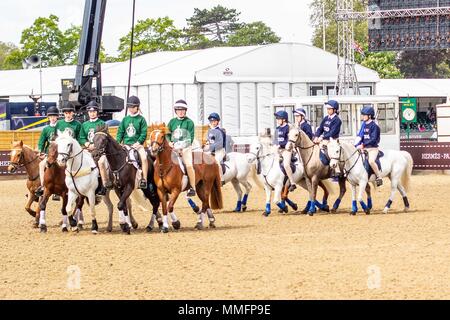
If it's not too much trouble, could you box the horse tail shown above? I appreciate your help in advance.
[320,178,335,196]
[400,151,413,193]
[130,189,148,212]
[249,162,264,190]
[210,164,223,210]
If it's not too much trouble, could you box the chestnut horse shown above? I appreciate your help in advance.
[37,142,69,233]
[148,124,223,232]
[8,141,41,222]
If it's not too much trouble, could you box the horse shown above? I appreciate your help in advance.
[247,141,333,216]
[55,131,101,233]
[287,127,353,216]
[148,123,223,232]
[8,141,41,223]
[31,142,70,232]
[92,126,162,234]
[221,152,263,212]
[327,139,413,214]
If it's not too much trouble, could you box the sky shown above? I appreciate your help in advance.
[0,0,314,56]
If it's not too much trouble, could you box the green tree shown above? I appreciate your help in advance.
[117,17,183,60]
[185,5,242,47]
[397,50,450,78]
[0,42,18,68]
[1,49,24,70]
[228,21,280,46]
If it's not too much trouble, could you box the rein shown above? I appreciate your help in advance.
[10,148,40,181]
[331,146,362,177]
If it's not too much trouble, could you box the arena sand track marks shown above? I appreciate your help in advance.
[0,175,449,299]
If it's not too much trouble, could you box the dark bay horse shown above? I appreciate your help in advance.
[37,142,69,233]
[148,123,223,232]
[92,126,161,234]
[8,141,41,222]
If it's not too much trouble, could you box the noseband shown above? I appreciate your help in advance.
[10,148,39,169]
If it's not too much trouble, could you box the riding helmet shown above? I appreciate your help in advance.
[325,100,339,111]
[293,107,307,118]
[274,110,289,121]
[174,99,188,110]
[86,100,99,112]
[361,105,375,117]
[61,104,75,112]
[46,106,59,116]
[208,112,221,121]
[126,95,140,107]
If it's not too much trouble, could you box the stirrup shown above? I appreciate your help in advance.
[96,186,107,196]
[104,181,113,189]
[187,188,196,197]
[52,194,61,201]
[139,179,147,189]
[375,178,383,187]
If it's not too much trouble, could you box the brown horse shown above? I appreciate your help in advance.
[8,141,41,222]
[148,123,223,232]
[37,142,69,233]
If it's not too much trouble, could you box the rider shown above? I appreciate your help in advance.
[313,100,342,175]
[166,99,196,197]
[35,106,59,197]
[204,112,226,185]
[274,110,297,192]
[116,96,148,189]
[79,100,107,195]
[293,107,314,141]
[355,105,383,187]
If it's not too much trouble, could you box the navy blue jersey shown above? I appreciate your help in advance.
[275,124,290,148]
[315,115,342,140]
[359,121,380,148]
[207,126,226,152]
[299,121,314,141]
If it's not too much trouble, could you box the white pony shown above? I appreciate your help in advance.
[327,139,413,214]
[247,140,333,216]
[55,131,101,233]
[221,152,263,212]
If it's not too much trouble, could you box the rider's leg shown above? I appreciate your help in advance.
[214,148,225,184]
[136,145,148,188]
[367,147,383,186]
[35,157,47,196]
[282,149,296,192]
[182,147,196,196]
[98,155,111,188]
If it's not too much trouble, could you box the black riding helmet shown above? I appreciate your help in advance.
[86,100,99,112]
[46,106,59,116]
[127,95,140,107]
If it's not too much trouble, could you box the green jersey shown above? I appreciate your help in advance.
[55,119,82,143]
[166,117,195,145]
[79,118,105,145]
[37,124,57,154]
[116,114,147,145]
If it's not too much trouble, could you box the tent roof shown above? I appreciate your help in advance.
[377,79,450,97]
[0,43,380,97]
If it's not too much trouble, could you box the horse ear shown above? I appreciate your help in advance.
[19,140,23,147]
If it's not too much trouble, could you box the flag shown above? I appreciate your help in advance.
[353,42,366,58]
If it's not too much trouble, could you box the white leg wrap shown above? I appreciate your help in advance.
[206,208,215,222]
[39,210,46,226]
[62,215,68,228]
[197,212,205,224]
[125,214,132,227]
[119,210,126,224]
[163,215,169,228]
[150,214,156,227]
[169,212,178,222]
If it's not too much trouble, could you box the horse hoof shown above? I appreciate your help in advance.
[330,208,337,214]
[291,204,298,211]
[77,224,84,230]
[69,216,77,228]
[308,211,314,216]
[278,209,284,214]
[321,205,330,212]
[365,209,371,215]
[106,227,113,232]
[283,206,289,214]
[242,206,247,212]
[62,227,68,232]
[28,211,37,218]
[404,207,410,212]
[209,222,216,228]
[161,227,169,233]
[301,209,308,215]
[91,220,98,233]
[193,206,200,214]
[120,223,131,234]
[132,223,138,230]
[146,226,153,233]
[350,211,357,216]
[172,220,181,230]
[383,208,389,214]
[262,211,270,217]
[194,223,203,230]
[40,225,47,233]
[71,226,79,232]
[91,230,98,234]
[33,222,39,229]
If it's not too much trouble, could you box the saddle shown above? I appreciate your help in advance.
[363,150,384,177]
[124,146,142,170]
[319,149,330,166]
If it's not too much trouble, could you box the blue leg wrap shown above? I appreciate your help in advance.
[367,197,373,210]
[276,201,286,210]
[352,200,358,213]
[333,198,341,210]
[265,203,271,214]
[235,200,242,212]
[242,194,248,205]
[359,200,368,211]
[314,200,323,210]
[385,199,393,208]
[187,198,197,210]
[309,201,316,213]
[322,199,328,206]
[303,201,311,211]
[286,198,296,208]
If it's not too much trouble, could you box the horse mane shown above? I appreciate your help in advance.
[12,141,38,154]
[149,122,168,135]
[95,123,109,134]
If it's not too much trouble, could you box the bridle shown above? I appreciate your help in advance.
[289,133,317,169]
[93,131,127,158]
[9,148,39,170]
[329,143,362,176]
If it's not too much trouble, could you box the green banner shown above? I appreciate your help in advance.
[400,97,417,123]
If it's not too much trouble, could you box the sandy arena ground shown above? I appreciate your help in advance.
[0,174,449,300]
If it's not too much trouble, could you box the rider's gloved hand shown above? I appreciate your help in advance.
[132,142,141,149]
[356,144,364,150]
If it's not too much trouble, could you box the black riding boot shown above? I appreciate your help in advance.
[96,177,107,196]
